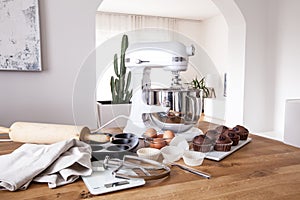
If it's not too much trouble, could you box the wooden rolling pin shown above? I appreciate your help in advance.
[0,122,110,144]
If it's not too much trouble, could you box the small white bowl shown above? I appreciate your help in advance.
[137,148,161,161]
[182,150,205,166]
[160,146,184,163]
[169,135,189,150]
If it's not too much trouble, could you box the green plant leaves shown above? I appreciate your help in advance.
[191,77,210,98]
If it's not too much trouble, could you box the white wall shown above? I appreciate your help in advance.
[236,0,300,141]
[234,0,274,132]
[184,15,228,79]
[0,0,102,128]
[270,0,300,137]
[212,0,246,127]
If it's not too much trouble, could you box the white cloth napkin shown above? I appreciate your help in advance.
[0,139,92,191]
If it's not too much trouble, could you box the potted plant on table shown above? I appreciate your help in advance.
[191,77,210,98]
[97,35,133,128]
[191,77,212,113]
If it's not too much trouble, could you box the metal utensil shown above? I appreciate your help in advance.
[168,162,211,179]
[92,155,171,180]
[112,155,171,180]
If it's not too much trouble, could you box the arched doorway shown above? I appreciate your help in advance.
[93,0,246,126]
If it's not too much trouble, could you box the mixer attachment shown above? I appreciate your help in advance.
[171,71,182,88]
[104,155,171,180]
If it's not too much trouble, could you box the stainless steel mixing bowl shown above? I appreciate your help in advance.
[142,88,202,133]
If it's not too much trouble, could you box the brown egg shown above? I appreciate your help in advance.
[163,130,175,144]
[149,138,167,149]
[144,128,157,138]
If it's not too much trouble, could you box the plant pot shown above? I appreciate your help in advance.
[97,101,131,128]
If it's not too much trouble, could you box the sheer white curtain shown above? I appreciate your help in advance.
[96,12,178,47]
[96,12,180,101]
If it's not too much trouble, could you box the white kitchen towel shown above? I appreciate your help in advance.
[0,139,92,191]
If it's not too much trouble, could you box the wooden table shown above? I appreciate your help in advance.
[1,121,300,199]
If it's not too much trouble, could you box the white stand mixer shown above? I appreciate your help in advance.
[123,41,203,141]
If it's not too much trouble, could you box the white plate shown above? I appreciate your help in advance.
[205,138,252,161]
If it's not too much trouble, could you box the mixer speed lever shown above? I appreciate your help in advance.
[135,59,150,64]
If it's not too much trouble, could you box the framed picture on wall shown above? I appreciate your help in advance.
[0,0,42,71]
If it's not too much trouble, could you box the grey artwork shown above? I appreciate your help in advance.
[0,0,42,71]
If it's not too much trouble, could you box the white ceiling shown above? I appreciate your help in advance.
[98,0,221,21]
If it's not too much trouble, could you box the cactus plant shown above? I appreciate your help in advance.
[110,34,133,104]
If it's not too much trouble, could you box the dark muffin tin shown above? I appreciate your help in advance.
[86,133,139,153]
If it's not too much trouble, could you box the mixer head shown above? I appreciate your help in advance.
[125,41,194,72]
[125,41,194,89]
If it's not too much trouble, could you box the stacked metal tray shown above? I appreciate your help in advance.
[85,133,139,160]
